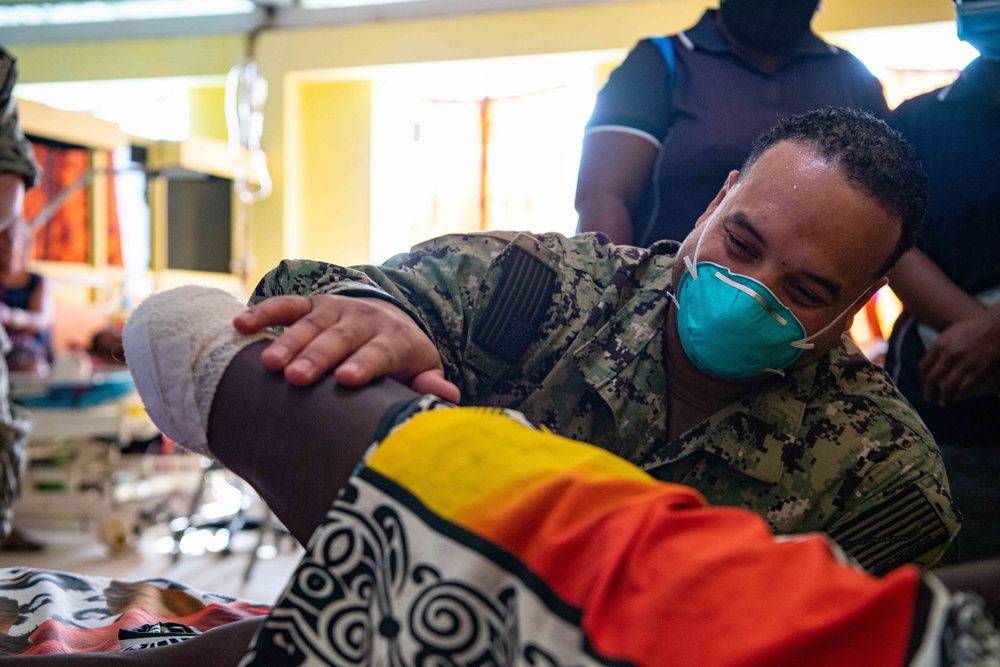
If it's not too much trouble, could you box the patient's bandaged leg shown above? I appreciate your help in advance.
[122,286,274,457]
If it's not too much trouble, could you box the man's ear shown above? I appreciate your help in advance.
[694,170,740,228]
[841,277,889,332]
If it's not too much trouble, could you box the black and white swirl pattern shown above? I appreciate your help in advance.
[242,477,596,666]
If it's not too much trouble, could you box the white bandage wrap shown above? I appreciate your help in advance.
[122,285,275,457]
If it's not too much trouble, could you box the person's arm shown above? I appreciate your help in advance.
[888,248,1000,405]
[920,303,1000,406]
[823,407,960,573]
[888,248,984,331]
[0,272,53,334]
[575,131,657,244]
[0,49,40,191]
[235,231,540,396]
[0,172,22,231]
[575,40,673,245]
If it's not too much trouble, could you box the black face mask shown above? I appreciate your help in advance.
[719,0,820,55]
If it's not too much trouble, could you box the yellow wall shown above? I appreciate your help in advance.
[11,0,956,285]
[188,85,228,142]
[295,80,373,266]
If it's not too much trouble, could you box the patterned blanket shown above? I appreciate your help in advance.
[2,400,996,665]
[242,400,943,666]
[0,567,269,655]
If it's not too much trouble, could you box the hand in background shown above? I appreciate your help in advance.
[921,306,1000,406]
[233,294,461,402]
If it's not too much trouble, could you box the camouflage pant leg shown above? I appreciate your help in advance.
[0,404,31,539]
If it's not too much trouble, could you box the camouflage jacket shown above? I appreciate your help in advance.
[0,47,39,189]
[252,231,960,573]
[0,45,35,538]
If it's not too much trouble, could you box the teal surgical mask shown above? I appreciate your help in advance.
[674,214,868,378]
[957,0,1000,62]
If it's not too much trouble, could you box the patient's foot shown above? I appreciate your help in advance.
[122,286,275,457]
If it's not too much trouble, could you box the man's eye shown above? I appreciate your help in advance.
[791,284,823,306]
[725,231,757,259]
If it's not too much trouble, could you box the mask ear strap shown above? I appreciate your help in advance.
[685,212,718,280]
[790,283,878,350]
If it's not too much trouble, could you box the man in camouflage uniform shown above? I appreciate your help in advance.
[0,45,38,542]
[238,108,960,573]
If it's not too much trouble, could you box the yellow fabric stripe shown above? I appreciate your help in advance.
[365,407,686,525]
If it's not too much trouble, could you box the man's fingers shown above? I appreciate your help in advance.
[410,370,462,403]
[918,343,942,380]
[334,340,457,402]
[238,294,445,389]
[921,358,946,403]
[260,297,376,377]
[234,295,312,333]
[333,338,411,387]
[281,316,389,384]
[935,364,966,406]
[953,374,980,404]
[939,362,985,406]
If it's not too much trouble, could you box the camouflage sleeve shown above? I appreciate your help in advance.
[825,419,960,573]
[0,48,40,188]
[250,232,531,396]
[0,325,31,539]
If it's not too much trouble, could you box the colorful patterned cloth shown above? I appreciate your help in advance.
[242,398,963,666]
[0,567,269,655]
[0,403,996,664]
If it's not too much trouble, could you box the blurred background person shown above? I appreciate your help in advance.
[0,44,42,551]
[0,217,53,374]
[87,326,125,368]
[886,0,1000,561]
[576,0,888,246]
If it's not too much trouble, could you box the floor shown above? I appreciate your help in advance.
[0,517,304,606]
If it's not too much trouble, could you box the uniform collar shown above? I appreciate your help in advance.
[680,9,836,60]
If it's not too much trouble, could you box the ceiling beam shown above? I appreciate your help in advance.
[0,0,615,46]
[0,10,265,44]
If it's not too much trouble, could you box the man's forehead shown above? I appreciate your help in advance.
[725,147,900,284]
[739,139,830,182]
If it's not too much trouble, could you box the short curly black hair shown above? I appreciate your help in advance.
[742,107,928,277]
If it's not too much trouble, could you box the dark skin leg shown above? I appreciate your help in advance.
[206,340,419,546]
[1,341,419,665]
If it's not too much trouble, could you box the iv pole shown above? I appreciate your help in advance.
[225,6,276,288]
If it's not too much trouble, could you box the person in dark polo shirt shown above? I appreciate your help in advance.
[576,0,888,246]
[885,0,1000,561]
